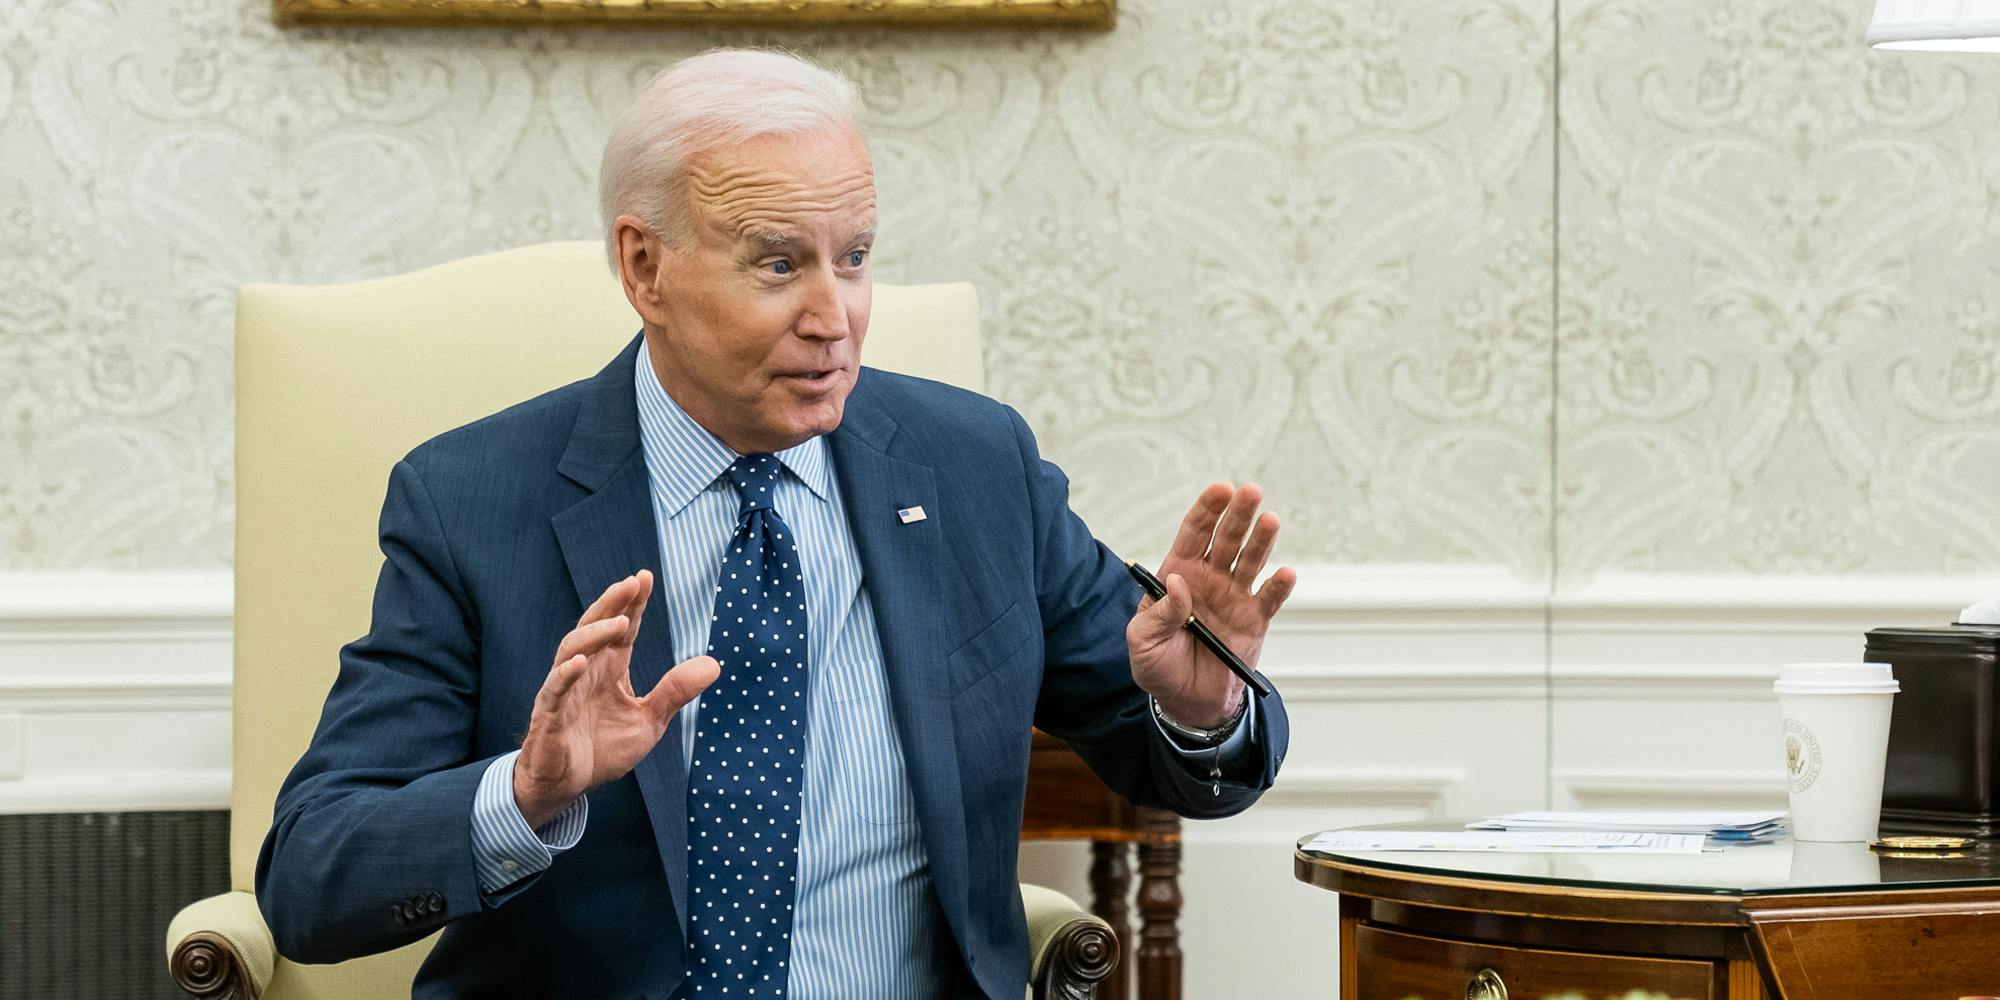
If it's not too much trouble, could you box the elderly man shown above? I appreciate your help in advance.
[257,48,1293,999]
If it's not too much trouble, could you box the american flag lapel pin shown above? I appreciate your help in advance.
[896,505,927,525]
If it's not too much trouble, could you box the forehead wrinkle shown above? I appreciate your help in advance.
[687,159,875,245]
[718,194,877,247]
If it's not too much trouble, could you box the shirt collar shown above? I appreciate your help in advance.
[632,338,832,517]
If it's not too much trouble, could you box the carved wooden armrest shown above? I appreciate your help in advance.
[1023,883,1119,1000]
[166,891,274,1000]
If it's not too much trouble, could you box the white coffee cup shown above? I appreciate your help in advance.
[1775,662,1899,842]
[1786,838,1881,886]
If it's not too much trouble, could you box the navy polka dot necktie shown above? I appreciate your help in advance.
[685,453,810,997]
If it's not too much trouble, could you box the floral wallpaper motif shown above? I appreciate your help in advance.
[2,0,1558,574]
[1557,0,2000,579]
[18,0,1992,583]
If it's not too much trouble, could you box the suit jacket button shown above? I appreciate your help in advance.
[391,905,406,926]
[427,892,445,913]
[401,902,417,922]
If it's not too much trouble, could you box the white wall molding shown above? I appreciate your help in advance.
[1257,766,1464,815]
[1269,664,1549,702]
[0,680,231,715]
[0,566,1984,812]
[0,571,233,814]
[0,570,233,625]
[1178,767,1468,848]
[1553,768,1789,811]
[0,773,234,815]
[1548,666,1775,701]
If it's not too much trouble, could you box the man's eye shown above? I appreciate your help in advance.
[768,259,793,275]
[845,249,868,268]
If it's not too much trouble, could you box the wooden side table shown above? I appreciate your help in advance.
[1022,730,1182,1000]
[1295,822,2000,1000]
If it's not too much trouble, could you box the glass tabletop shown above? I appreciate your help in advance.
[1296,820,2000,897]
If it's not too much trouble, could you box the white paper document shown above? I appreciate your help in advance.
[1303,830,1709,855]
[1467,810,1786,835]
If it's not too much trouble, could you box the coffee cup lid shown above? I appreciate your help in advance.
[1774,661,1899,694]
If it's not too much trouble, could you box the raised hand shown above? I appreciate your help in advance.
[513,570,720,828]
[1125,483,1296,729]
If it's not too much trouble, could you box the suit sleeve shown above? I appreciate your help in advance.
[256,456,528,963]
[1006,407,1289,819]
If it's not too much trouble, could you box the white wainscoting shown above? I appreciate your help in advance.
[0,573,232,814]
[1,566,1991,997]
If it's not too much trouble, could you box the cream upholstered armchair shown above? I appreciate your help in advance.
[166,242,1117,999]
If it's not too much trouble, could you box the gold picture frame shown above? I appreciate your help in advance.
[272,0,1115,29]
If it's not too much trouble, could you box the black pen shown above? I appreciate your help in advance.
[1124,559,1274,700]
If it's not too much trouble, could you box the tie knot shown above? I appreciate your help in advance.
[724,453,783,515]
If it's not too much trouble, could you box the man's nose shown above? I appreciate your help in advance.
[794,265,851,341]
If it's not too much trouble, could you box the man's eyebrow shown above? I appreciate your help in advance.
[744,228,801,250]
[741,226,877,251]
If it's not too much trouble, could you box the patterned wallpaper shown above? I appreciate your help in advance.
[3,0,1996,585]
[1558,0,2000,577]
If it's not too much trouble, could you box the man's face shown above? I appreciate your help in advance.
[619,125,876,456]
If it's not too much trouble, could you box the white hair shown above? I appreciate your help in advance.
[598,48,862,269]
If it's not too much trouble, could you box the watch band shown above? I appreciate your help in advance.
[1151,695,1247,746]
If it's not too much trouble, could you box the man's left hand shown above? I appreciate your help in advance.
[1126,482,1296,730]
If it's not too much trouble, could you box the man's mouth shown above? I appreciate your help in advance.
[783,369,837,384]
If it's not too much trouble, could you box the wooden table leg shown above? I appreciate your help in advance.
[1089,840,1131,1000]
[1338,895,1366,1000]
[1135,810,1182,1000]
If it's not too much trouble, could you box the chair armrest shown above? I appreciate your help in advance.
[167,890,275,1000]
[1021,883,1118,1000]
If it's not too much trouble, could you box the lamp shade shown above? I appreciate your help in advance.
[1869,0,2000,51]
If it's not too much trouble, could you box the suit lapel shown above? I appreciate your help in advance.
[826,374,973,943]
[549,335,693,940]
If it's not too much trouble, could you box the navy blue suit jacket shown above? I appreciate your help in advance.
[256,335,1288,998]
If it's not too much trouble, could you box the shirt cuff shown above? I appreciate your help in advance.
[471,750,587,897]
[1151,694,1259,771]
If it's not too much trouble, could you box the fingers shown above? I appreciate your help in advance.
[1255,566,1298,619]
[533,653,589,714]
[618,570,653,648]
[1207,483,1264,573]
[579,573,640,627]
[642,655,722,720]
[554,614,629,664]
[1127,572,1193,651]
[1231,511,1280,589]
[1166,483,1233,562]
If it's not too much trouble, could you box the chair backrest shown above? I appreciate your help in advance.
[235,240,980,994]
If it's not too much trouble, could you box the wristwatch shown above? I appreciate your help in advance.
[1151,695,1247,746]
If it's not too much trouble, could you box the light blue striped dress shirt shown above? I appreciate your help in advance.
[471,342,948,997]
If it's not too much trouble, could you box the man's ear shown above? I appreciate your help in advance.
[613,215,670,326]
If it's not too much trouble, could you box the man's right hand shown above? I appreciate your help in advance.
[514,570,720,829]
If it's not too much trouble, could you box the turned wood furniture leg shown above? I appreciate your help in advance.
[1088,840,1132,1000]
[1135,809,1182,1000]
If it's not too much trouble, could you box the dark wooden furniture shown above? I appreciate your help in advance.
[1295,823,2000,1000]
[1023,730,1183,1000]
